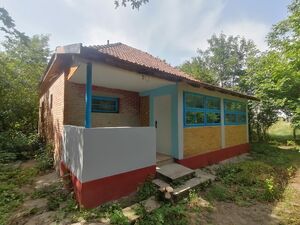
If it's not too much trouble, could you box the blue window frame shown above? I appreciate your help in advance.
[92,96,119,113]
[184,92,221,127]
[224,99,246,125]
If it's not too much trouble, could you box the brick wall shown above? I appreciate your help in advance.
[39,73,65,167]
[64,81,141,127]
[140,96,150,126]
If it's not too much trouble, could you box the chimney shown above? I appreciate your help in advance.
[107,40,109,45]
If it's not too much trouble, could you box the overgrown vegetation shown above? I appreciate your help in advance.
[0,164,38,224]
[205,143,300,206]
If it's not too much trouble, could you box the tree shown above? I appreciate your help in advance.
[244,0,300,139]
[114,0,149,9]
[180,33,258,89]
[180,56,217,84]
[0,8,49,152]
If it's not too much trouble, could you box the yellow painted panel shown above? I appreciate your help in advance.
[184,126,221,157]
[225,125,248,147]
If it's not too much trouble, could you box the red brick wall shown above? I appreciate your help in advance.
[64,81,141,127]
[39,73,65,167]
[140,96,150,126]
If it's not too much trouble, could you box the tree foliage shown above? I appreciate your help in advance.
[0,8,49,152]
[180,33,258,89]
[244,0,300,139]
[181,0,300,141]
[114,0,149,9]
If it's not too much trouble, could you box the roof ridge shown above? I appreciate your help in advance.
[89,42,122,50]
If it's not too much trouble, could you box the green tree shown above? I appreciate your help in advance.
[245,0,300,140]
[114,0,149,9]
[180,33,258,89]
[0,8,49,152]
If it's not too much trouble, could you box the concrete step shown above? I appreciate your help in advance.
[152,170,215,201]
[156,163,195,183]
[173,176,212,200]
[157,158,174,167]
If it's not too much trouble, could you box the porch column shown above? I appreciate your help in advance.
[85,63,92,128]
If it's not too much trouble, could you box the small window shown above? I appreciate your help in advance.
[185,94,204,109]
[184,92,221,127]
[225,113,236,124]
[207,112,221,124]
[206,97,220,110]
[224,99,247,125]
[92,96,119,113]
[50,94,53,109]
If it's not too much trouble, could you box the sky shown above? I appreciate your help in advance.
[0,0,292,66]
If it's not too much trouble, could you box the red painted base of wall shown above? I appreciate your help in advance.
[60,162,156,208]
[175,143,250,169]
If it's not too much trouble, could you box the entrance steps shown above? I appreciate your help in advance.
[153,163,216,200]
[156,153,174,167]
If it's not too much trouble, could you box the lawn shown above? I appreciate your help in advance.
[1,141,300,225]
[267,119,300,142]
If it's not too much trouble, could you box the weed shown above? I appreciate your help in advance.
[109,209,130,225]
[137,202,188,225]
[35,144,54,172]
[137,180,157,201]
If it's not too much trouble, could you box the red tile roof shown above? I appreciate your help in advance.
[87,43,257,100]
[90,43,198,82]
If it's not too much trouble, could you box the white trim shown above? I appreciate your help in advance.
[220,97,225,148]
[246,102,249,142]
[177,85,184,159]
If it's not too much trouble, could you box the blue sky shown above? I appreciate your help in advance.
[0,0,291,66]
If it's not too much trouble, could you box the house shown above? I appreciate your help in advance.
[39,42,257,208]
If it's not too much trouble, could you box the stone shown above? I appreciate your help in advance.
[122,203,140,222]
[166,186,174,193]
[142,196,161,213]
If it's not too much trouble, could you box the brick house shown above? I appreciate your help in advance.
[39,42,257,208]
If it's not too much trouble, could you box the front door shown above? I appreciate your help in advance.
[154,95,172,156]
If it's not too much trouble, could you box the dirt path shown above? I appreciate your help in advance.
[197,169,300,225]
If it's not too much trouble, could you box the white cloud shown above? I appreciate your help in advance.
[219,20,269,51]
[49,0,270,65]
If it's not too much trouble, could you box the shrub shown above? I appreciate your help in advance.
[35,144,54,172]
[137,180,157,201]
[137,203,188,225]
[0,130,41,162]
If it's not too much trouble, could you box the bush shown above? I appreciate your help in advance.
[35,144,54,172]
[137,203,188,225]
[0,130,41,162]
[137,180,157,201]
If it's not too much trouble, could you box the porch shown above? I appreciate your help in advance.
[65,61,180,159]
[61,60,180,207]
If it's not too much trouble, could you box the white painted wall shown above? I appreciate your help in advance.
[62,125,156,183]
[62,126,85,181]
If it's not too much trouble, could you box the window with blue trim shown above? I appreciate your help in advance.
[224,99,246,125]
[184,92,221,127]
[92,96,119,113]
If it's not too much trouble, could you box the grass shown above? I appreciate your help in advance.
[0,164,39,225]
[267,119,300,142]
[206,143,300,204]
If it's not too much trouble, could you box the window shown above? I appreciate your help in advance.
[50,94,53,109]
[184,92,221,127]
[92,96,119,113]
[224,99,247,125]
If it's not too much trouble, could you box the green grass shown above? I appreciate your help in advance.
[267,119,300,142]
[205,143,300,205]
[0,164,39,225]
